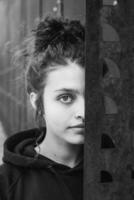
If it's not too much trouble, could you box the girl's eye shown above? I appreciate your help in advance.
[59,94,74,104]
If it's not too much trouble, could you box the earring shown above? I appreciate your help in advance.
[37,109,46,127]
[38,110,42,116]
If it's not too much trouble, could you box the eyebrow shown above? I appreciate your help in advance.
[55,88,79,94]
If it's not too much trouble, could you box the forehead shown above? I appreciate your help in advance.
[45,62,85,92]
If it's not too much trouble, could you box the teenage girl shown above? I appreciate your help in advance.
[0,17,85,200]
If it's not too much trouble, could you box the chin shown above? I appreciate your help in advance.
[67,136,85,145]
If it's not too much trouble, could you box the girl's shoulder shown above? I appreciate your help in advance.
[0,163,23,196]
[0,163,21,179]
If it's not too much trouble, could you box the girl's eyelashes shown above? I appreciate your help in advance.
[57,94,75,104]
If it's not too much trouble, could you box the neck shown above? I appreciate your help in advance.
[38,133,83,168]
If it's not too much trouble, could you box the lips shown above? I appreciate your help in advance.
[69,124,85,128]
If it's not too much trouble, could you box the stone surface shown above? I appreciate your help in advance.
[85,0,134,199]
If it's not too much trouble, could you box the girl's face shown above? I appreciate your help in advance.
[43,60,85,145]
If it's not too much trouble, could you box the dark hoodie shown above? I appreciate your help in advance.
[0,129,83,200]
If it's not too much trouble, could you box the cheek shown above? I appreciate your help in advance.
[44,101,72,126]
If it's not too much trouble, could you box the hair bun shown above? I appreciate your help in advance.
[34,18,65,53]
[34,17,84,53]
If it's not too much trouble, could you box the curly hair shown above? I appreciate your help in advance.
[15,16,85,127]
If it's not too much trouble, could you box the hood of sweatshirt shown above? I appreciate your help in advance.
[1,128,83,200]
[3,128,83,171]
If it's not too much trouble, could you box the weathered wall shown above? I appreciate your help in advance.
[85,0,134,199]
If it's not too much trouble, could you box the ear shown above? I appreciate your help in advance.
[30,92,37,110]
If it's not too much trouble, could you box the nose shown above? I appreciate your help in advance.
[75,97,85,122]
